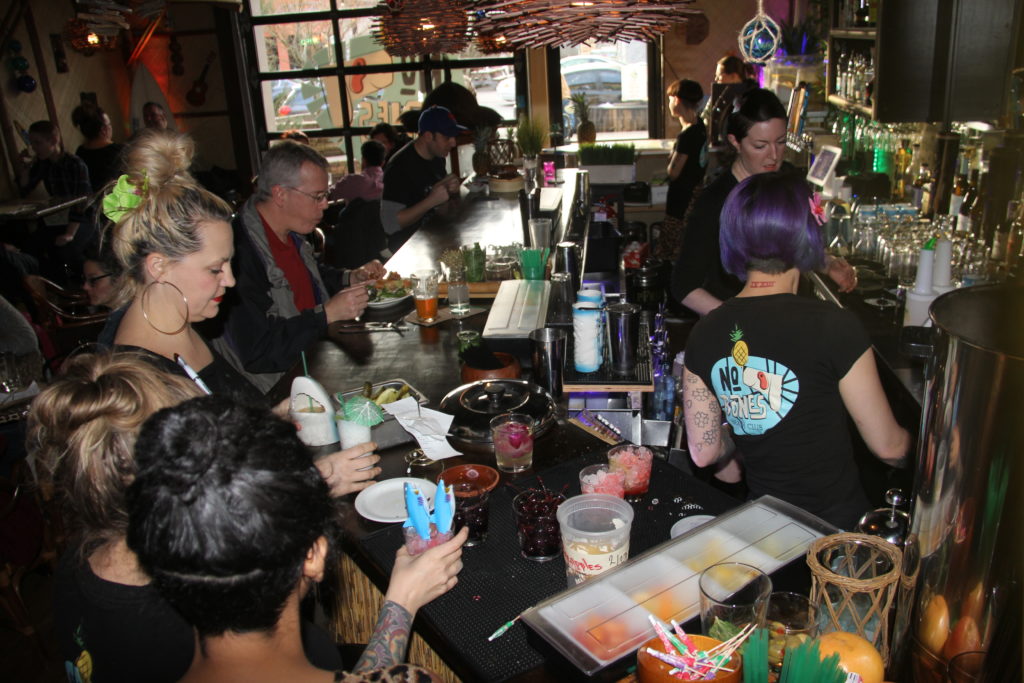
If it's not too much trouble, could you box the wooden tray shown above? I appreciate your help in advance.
[437,281,503,299]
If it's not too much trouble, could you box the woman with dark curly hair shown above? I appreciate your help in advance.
[127,395,463,682]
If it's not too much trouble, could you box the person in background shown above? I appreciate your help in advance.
[671,89,856,318]
[71,103,124,192]
[715,55,749,86]
[17,120,93,283]
[281,129,311,144]
[380,106,463,252]
[330,140,385,203]
[210,141,384,394]
[142,101,168,131]
[683,172,909,529]
[655,79,706,261]
[27,354,362,683]
[81,243,118,310]
[369,122,412,163]
[127,395,466,682]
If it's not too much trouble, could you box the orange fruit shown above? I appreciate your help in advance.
[817,631,885,683]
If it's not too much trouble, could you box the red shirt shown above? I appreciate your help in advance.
[260,211,315,312]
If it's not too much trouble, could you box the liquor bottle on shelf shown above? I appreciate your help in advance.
[855,0,870,27]
[1007,200,1024,276]
[912,164,931,211]
[894,140,912,200]
[948,157,969,216]
[957,169,981,234]
[968,172,988,240]
[990,200,1017,263]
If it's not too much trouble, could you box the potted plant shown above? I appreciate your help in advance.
[571,92,596,144]
[578,143,636,185]
[472,125,493,178]
[516,115,545,191]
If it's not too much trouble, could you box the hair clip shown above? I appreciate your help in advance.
[808,192,826,226]
[102,172,148,223]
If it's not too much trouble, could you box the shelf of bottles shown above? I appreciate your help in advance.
[827,0,878,117]
[829,122,1024,286]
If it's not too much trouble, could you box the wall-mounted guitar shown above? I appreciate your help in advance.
[186,51,216,107]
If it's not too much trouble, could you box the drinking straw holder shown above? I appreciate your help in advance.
[806,533,902,665]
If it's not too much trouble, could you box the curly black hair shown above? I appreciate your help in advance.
[126,395,332,637]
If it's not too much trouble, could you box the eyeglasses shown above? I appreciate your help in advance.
[287,186,330,204]
[85,273,111,286]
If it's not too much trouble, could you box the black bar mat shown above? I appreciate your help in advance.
[562,335,653,388]
[357,453,739,681]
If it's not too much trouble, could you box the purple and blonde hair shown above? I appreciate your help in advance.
[719,171,825,279]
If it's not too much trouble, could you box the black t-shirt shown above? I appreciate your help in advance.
[381,141,446,248]
[56,550,194,683]
[684,294,872,529]
[665,120,707,219]
[670,170,742,306]
[114,342,263,405]
[75,143,125,193]
[382,141,446,210]
[57,550,344,682]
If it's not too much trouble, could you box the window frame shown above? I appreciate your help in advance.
[241,2,518,173]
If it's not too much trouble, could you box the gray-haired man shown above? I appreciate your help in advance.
[210,141,384,393]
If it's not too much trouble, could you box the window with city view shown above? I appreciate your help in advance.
[244,0,515,173]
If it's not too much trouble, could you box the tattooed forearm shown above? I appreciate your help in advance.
[352,600,414,672]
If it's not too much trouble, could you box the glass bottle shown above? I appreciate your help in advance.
[894,140,911,200]
[912,163,931,211]
[1007,200,1024,276]
[949,157,969,217]
[957,169,980,234]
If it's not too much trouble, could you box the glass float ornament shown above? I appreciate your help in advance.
[16,74,37,93]
[738,0,781,65]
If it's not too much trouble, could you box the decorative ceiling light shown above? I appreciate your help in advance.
[374,0,470,57]
[65,18,120,55]
[471,0,702,49]
[738,0,781,64]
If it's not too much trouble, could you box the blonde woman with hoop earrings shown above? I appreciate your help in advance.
[101,130,383,495]
[100,129,262,402]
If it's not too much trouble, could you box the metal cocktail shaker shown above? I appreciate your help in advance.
[554,241,581,293]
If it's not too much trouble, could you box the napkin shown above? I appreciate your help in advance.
[383,397,461,460]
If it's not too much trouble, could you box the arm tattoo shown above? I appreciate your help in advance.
[352,600,414,673]
[692,386,711,401]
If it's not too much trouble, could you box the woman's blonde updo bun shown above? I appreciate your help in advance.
[104,129,233,306]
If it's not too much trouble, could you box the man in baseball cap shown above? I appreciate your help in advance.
[380,106,465,251]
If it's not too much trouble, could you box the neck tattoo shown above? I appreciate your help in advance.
[748,281,777,288]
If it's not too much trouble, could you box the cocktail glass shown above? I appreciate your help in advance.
[490,413,535,473]
[513,489,565,561]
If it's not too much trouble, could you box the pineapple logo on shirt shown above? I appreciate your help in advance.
[709,324,799,435]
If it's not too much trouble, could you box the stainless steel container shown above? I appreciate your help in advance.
[893,286,1023,681]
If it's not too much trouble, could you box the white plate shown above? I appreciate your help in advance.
[670,515,716,539]
[354,477,436,523]
[367,293,412,309]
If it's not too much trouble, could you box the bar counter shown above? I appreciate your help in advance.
[302,183,916,680]
[303,181,747,681]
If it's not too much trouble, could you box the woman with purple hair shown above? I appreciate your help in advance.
[681,172,909,529]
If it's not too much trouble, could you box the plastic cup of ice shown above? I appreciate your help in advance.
[579,464,626,498]
[403,523,455,556]
[490,413,535,473]
[607,444,654,501]
[337,418,372,449]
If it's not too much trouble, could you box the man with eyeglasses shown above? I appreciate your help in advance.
[210,140,385,393]
[380,105,465,252]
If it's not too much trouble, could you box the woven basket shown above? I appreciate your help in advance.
[806,532,903,665]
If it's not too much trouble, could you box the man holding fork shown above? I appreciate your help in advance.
[210,141,385,394]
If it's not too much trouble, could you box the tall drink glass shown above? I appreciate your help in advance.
[412,269,439,322]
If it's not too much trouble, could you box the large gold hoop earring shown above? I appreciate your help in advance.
[141,280,189,335]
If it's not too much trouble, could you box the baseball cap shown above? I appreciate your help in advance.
[417,105,468,137]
